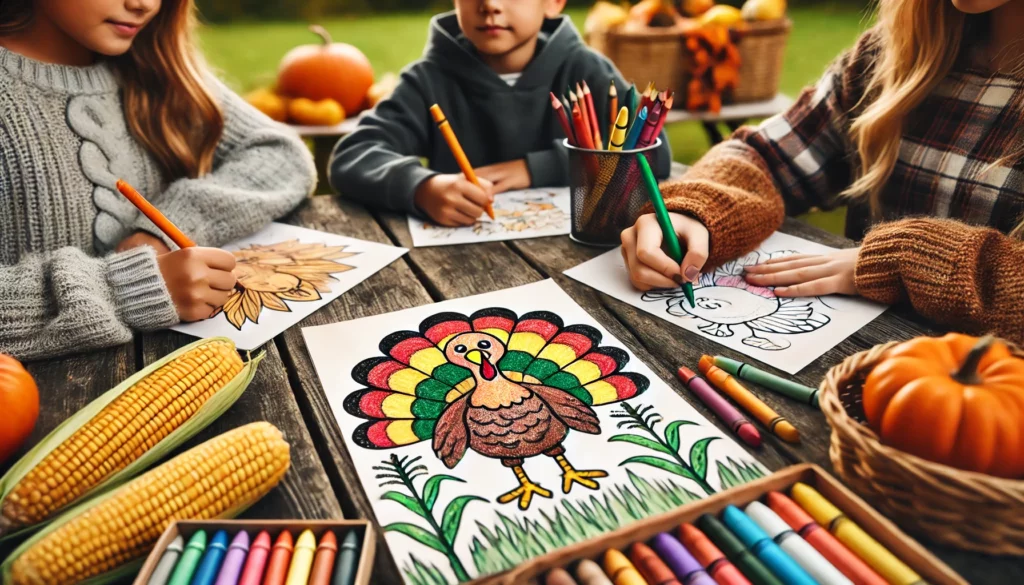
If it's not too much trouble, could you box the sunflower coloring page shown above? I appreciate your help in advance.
[564,232,889,374]
[172,223,407,350]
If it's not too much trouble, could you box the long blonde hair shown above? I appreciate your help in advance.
[1,0,223,180]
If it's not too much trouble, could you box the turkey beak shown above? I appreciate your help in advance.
[466,350,483,365]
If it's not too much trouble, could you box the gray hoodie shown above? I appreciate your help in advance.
[329,12,673,214]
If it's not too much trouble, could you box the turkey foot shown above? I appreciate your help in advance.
[497,465,553,510]
[554,454,608,494]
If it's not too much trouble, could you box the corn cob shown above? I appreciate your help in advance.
[6,421,290,585]
[0,338,254,536]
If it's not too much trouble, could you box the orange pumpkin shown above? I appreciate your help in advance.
[0,354,40,464]
[863,334,1024,477]
[277,25,374,116]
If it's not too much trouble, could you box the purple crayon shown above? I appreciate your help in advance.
[214,531,250,585]
[650,533,717,585]
[677,367,761,448]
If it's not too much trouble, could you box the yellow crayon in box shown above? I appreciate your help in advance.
[603,549,649,585]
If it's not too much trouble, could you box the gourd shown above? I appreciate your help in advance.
[277,25,374,116]
[287,98,345,126]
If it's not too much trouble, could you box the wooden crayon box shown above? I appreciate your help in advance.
[472,464,967,585]
[132,519,375,585]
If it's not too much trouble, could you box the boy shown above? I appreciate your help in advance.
[329,0,673,226]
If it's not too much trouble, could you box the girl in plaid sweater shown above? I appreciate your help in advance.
[622,0,1024,343]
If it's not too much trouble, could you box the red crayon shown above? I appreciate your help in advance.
[238,530,271,585]
[551,92,576,146]
[261,530,293,585]
[678,524,752,585]
[766,492,888,585]
[677,367,761,448]
[308,531,338,585]
[571,104,595,150]
[630,542,681,585]
[582,81,603,148]
[637,101,663,150]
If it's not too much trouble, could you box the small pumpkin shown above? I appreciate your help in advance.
[287,97,345,126]
[863,334,1024,478]
[244,88,289,123]
[0,353,40,464]
[277,25,374,116]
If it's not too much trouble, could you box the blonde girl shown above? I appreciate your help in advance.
[0,0,315,359]
[621,0,1024,343]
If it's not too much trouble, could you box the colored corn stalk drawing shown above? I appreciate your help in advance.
[213,240,359,329]
[374,454,484,582]
[345,309,650,510]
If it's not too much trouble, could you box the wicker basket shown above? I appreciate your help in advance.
[587,26,688,100]
[733,18,791,102]
[819,340,1024,555]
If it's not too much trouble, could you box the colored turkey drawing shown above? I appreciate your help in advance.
[345,309,649,510]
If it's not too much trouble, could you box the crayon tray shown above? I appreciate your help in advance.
[133,520,375,585]
[472,464,966,585]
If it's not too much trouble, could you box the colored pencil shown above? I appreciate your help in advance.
[700,356,800,443]
[651,93,674,141]
[116,179,195,248]
[677,366,761,448]
[573,85,592,147]
[551,92,576,146]
[429,103,494,220]
[582,81,603,148]
[745,501,853,585]
[638,82,654,113]
[622,106,648,151]
[608,80,618,148]
[571,104,596,150]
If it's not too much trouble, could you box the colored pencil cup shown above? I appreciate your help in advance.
[566,138,663,247]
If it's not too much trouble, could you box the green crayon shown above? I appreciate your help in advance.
[637,153,695,308]
[331,530,361,585]
[696,514,784,585]
[167,530,207,585]
[624,84,637,127]
[712,356,819,407]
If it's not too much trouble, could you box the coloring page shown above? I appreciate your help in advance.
[172,223,407,350]
[408,188,570,247]
[302,280,766,584]
[564,232,888,374]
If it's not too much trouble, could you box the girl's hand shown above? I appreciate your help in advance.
[744,248,859,297]
[116,231,171,254]
[620,212,710,291]
[476,159,531,194]
[156,248,238,322]
[415,174,495,226]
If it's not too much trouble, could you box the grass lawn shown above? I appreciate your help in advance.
[199,6,871,233]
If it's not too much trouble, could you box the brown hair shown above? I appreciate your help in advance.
[0,0,223,180]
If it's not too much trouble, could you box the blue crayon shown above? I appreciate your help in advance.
[623,107,648,150]
[190,530,229,585]
[722,505,819,585]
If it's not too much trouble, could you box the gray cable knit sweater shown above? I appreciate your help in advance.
[0,46,316,361]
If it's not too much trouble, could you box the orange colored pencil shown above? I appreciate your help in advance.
[115,179,195,248]
[573,84,592,147]
[650,93,674,142]
[571,103,595,150]
[608,80,618,146]
[582,81,603,149]
[429,103,494,220]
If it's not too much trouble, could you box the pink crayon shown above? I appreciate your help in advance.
[237,530,271,585]
[677,367,761,448]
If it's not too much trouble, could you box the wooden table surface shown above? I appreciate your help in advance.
[3,176,1020,583]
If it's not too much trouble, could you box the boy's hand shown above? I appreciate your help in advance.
[415,174,495,227]
[116,231,172,254]
[476,159,531,194]
[157,248,238,322]
[621,212,709,291]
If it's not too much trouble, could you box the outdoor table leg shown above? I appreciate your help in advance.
[311,135,337,195]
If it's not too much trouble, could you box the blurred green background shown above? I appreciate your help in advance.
[196,4,871,232]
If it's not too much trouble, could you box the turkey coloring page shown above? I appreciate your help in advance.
[564,231,888,374]
[302,279,765,585]
[172,223,406,350]
[407,187,570,247]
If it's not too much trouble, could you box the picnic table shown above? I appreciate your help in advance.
[2,163,1018,584]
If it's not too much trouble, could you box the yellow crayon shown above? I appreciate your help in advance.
[603,549,649,585]
[284,530,317,585]
[791,483,925,585]
[608,107,630,151]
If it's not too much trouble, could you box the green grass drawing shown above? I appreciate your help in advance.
[375,454,486,582]
[718,456,767,489]
[401,554,450,585]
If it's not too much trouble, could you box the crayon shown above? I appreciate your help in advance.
[678,524,751,585]
[713,356,820,407]
[608,80,618,148]
[677,366,761,448]
[629,542,681,585]
[429,103,494,220]
[639,82,654,113]
[604,549,649,585]
[582,81,603,148]
[623,107,648,151]
[332,530,361,585]
[767,492,887,585]
[624,84,637,127]
[699,356,800,444]
[608,107,630,151]
[576,559,615,585]
[262,530,294,585]
[551,92,576,146]
[548,567,581,585]
[638,154,695,308]
[148,535,184,585]
[696,514,783,585]
[572,104,596,150]
[167,530,207,585]
[722,505,817,585]
[214,530,250,585]
[191,529,229,585]
[636,102,663,150]
[237,530,271,585]
[791,484,924,585]
[116,179,195,248]
[308,531,338,585]
[746,501,852,585]
[648,533,715,585]
[284,530,317,585]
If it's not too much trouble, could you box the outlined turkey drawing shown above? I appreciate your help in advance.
[344,308,650,510]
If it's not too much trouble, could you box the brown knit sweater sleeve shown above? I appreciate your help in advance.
[856,218,1024,344]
